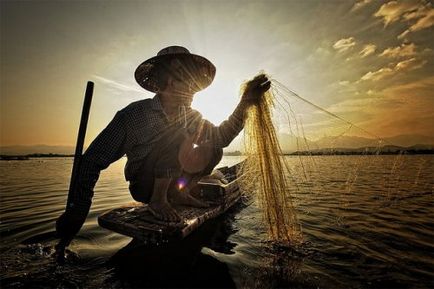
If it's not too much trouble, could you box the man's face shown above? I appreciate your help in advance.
[164,58,195,106]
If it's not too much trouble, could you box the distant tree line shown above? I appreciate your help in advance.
[0,153,74,160]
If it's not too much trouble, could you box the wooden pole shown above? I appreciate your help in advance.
[68,81,94,197]
[56,82,94,263]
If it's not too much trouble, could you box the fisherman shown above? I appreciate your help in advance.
[56,46,270,249]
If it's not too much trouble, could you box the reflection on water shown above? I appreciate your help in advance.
[108,211,241,288]
[0,156,433,288]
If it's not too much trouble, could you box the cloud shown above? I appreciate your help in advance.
[359,44,377,57]
[92,75,143,93]
[374,0,434,38]
[360,57,426,81]
[394,57,427,71]
[361,68,394,81]
[333,37,356,53]
[380,43,417,58]
[403,2,433,21]
[398,6,434,38]
[351,0,374,12]
[327,97,379,113]
[374,1,420,26]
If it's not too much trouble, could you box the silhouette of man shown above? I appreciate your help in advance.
[56,46,270,250]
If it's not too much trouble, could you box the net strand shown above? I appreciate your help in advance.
[271,79,388,145]
[240,78,302,244]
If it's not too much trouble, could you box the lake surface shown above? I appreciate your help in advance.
[1,155,433,288]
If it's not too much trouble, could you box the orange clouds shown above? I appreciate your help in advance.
[394,57,427,71]
[399,7,434,39]
[360,58,426,81]
[361,68,394,81]
[373,0,434,39]
[359,44,377,58]
[333,37,356,53]
[380,43,417,58]
[351,0,374,12]
[374,1,421,26]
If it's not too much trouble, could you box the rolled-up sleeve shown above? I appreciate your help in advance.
[66,111,128,217]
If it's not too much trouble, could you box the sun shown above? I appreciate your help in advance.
[191,81,242,125]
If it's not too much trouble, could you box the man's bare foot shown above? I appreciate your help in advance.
[170,191,209,208]
[148,201,181,222]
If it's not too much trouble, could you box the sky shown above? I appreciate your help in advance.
[1,0,433,148]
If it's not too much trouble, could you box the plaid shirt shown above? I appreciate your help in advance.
[66,95,246,217]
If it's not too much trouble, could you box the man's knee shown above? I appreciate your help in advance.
[129,181,152,203]
[203,148,223,175]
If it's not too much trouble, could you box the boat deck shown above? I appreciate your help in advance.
[98,163,242,243]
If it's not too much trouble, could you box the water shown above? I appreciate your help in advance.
[1,156,433,288]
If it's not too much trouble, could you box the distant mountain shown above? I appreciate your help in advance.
[312,135,377,149]
[224,133,315,153]
[311,134,434,149]
[0,145,76,155]
[384,134,434,147]
[224,133,434,153]
[291,144,434,155]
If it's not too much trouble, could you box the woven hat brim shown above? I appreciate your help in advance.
[135,53,216,93]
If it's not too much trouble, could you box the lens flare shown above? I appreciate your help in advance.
[177,177,188,190]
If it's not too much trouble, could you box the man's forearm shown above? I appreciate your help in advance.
[65,154,101,216]
[209,100,249,148]
[65,189,92,218]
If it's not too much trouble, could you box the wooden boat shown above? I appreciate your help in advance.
[98,162,243,243]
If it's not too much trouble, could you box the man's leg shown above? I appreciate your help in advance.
[202,147,224,176]
[129,131,224,220]
[148,177,180,222]
[129,128,185,221]
[129,173,153,203]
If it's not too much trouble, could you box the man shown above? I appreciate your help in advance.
[56,46,270,249]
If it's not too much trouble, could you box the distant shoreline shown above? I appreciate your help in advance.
[1,147,433,161]
[223,148,434,156]
[286,150,434,155]
[0,154,74,160]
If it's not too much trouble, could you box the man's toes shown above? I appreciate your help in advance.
[157,213,166,221]
[149,206,160,218]
[152,208,169,222]
[164,211,173,222]
[171,211,181,222]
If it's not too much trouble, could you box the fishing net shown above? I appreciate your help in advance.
[237,72,432,245]
[240,78,302,244]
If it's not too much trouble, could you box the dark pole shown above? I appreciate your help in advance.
[55,82,94,263]
[68,81,94,198]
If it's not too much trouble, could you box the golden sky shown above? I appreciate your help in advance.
[1,0,433,147]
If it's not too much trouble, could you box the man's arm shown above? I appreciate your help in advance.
[202,74,271,148]
[201,101,247,148]
[56,111,129,249]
